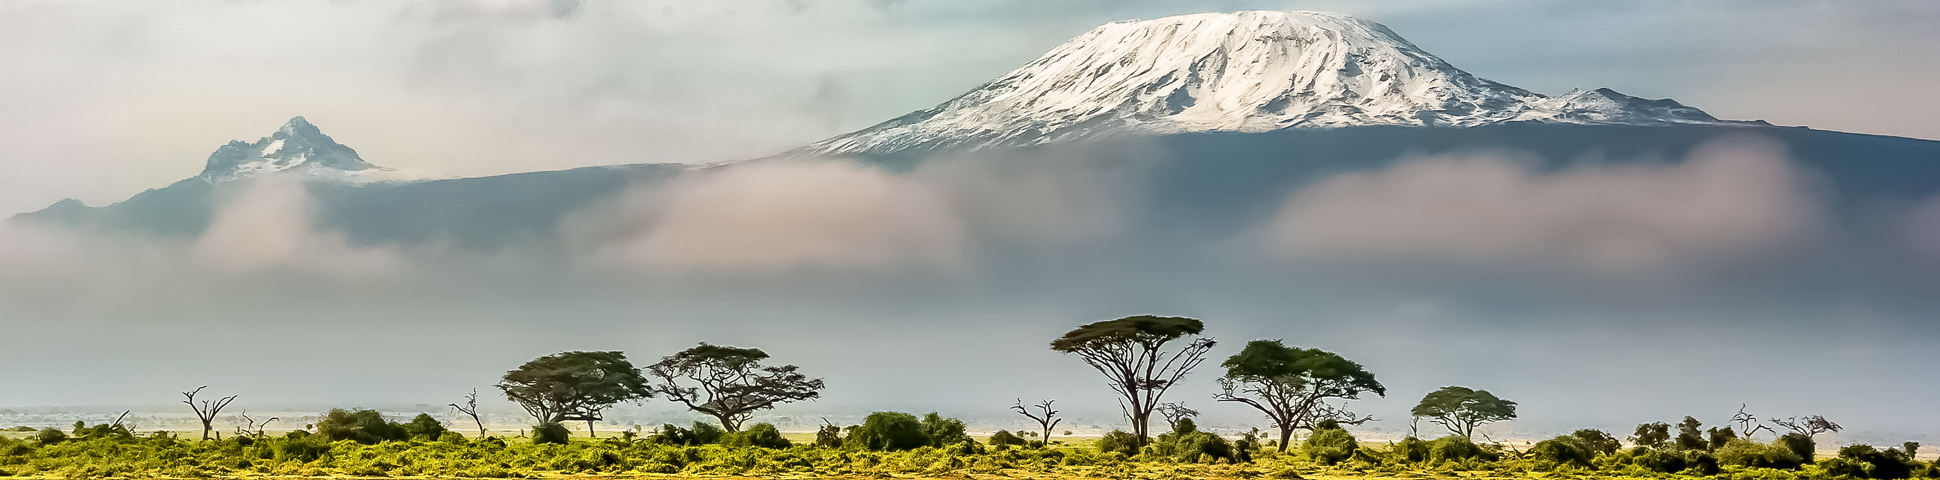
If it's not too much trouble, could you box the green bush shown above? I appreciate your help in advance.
[1393,436,1428,463]
[1571,429,1620,456]
[403,414,449,440]
[1715,438,1804,470]
[1302,426,1357,466]
[1426,435,1493,463]
[1096,430,1139,457]
[721,423,790,449]
[814,422,843,448]
[1839,444,1913,480]
[1778,433,1815,463]
[644,422,724,446]
[1144,419,1232,463]
[1629,446,1687,473]
[531,423,571,445]
[1530,435,1595,469]
[989,430,1028,447]
[273,431,332,462]
[32,428,66,445]
[918,412,971,447]
[316,409,409,444]
[1683,450,1720,475]
[845,412,927,451]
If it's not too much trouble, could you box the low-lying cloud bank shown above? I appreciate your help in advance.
[1254,136,1826,275]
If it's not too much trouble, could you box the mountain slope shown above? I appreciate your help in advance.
[804,11,1742,155]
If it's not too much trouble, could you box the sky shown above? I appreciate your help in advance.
[3,0,1940,444]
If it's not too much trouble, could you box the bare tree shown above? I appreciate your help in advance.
[1731,404,1775,439]
[449,388,487,438]
[233,411,277,438]
[1155,402,1199,431]
[182,386,237,441]
[1770,415,1842,439]
[1011,399,1063,446]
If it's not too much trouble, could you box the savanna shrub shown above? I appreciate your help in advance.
[845,412,927,451]
[1394,436,1429,463]
[1840,444,1913,480]
[645,422,724,446]
[1684,450,1721,475]
[403,414,448,440]
[1096,430,1139,457]
[1778,433,1815,463]
[438,431,468,444]
[1427,435,1494,463]
[316,409,409,444]
[919,412,971,447]
[814,422,844,448]
[531,423,571,445]
[1572,429,1621,456]
[1145,419,1232,463]
[721,423,791,449]
[1629,446,1687,473]
[1302,427,1358,465]
[1821,456,1873,478]
[988,430,1028,447]
[273,433,332,462]
[1715,438,1804,470]
[33,428,66,445]
[1530,435,1596,469]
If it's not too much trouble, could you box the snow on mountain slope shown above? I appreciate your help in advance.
[199,116,425,183]
[805,11,1741,155]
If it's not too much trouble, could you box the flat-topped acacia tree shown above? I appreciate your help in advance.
[497,351,651,437]
[646,343,825,432]
[1214,340,1385,452]
[1050,315,1215,447]
[1411,385,1517,439]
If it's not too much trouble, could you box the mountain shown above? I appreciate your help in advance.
[196,116,409,183]
[14,11,1940,252]
[804,11,1742,156]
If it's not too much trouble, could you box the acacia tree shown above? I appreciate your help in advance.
[1049,315,1215,447]
[497,351,651,437]
[1213,340,1386,452]
[646,343,825,432]
[182,386,237,441]
[1410,386,1516,439]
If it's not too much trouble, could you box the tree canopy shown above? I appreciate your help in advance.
[497,351,651,427]
[1410,385,1516,439]
[1215,340,1385,452]
[1050,315,1215,447]
[646,343,825,432]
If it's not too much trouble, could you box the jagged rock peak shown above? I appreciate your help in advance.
[199,116,381,182]
[804,10,1739,155]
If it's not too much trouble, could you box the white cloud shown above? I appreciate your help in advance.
[589,160,965,272]
[1255,136,1825,274]
[189,176,400,276]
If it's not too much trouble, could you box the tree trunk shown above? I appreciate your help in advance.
[587,419,596,438]
[1278,426,1295,453]
[201,420,214,441]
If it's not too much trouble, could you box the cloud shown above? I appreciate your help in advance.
[1254,136,1825,274]
[189,176,401,276]
[912,147,1152,245]
[587,160,965,272]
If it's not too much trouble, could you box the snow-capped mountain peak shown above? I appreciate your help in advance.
[199,116,414,183]
[805,10,1741,155]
